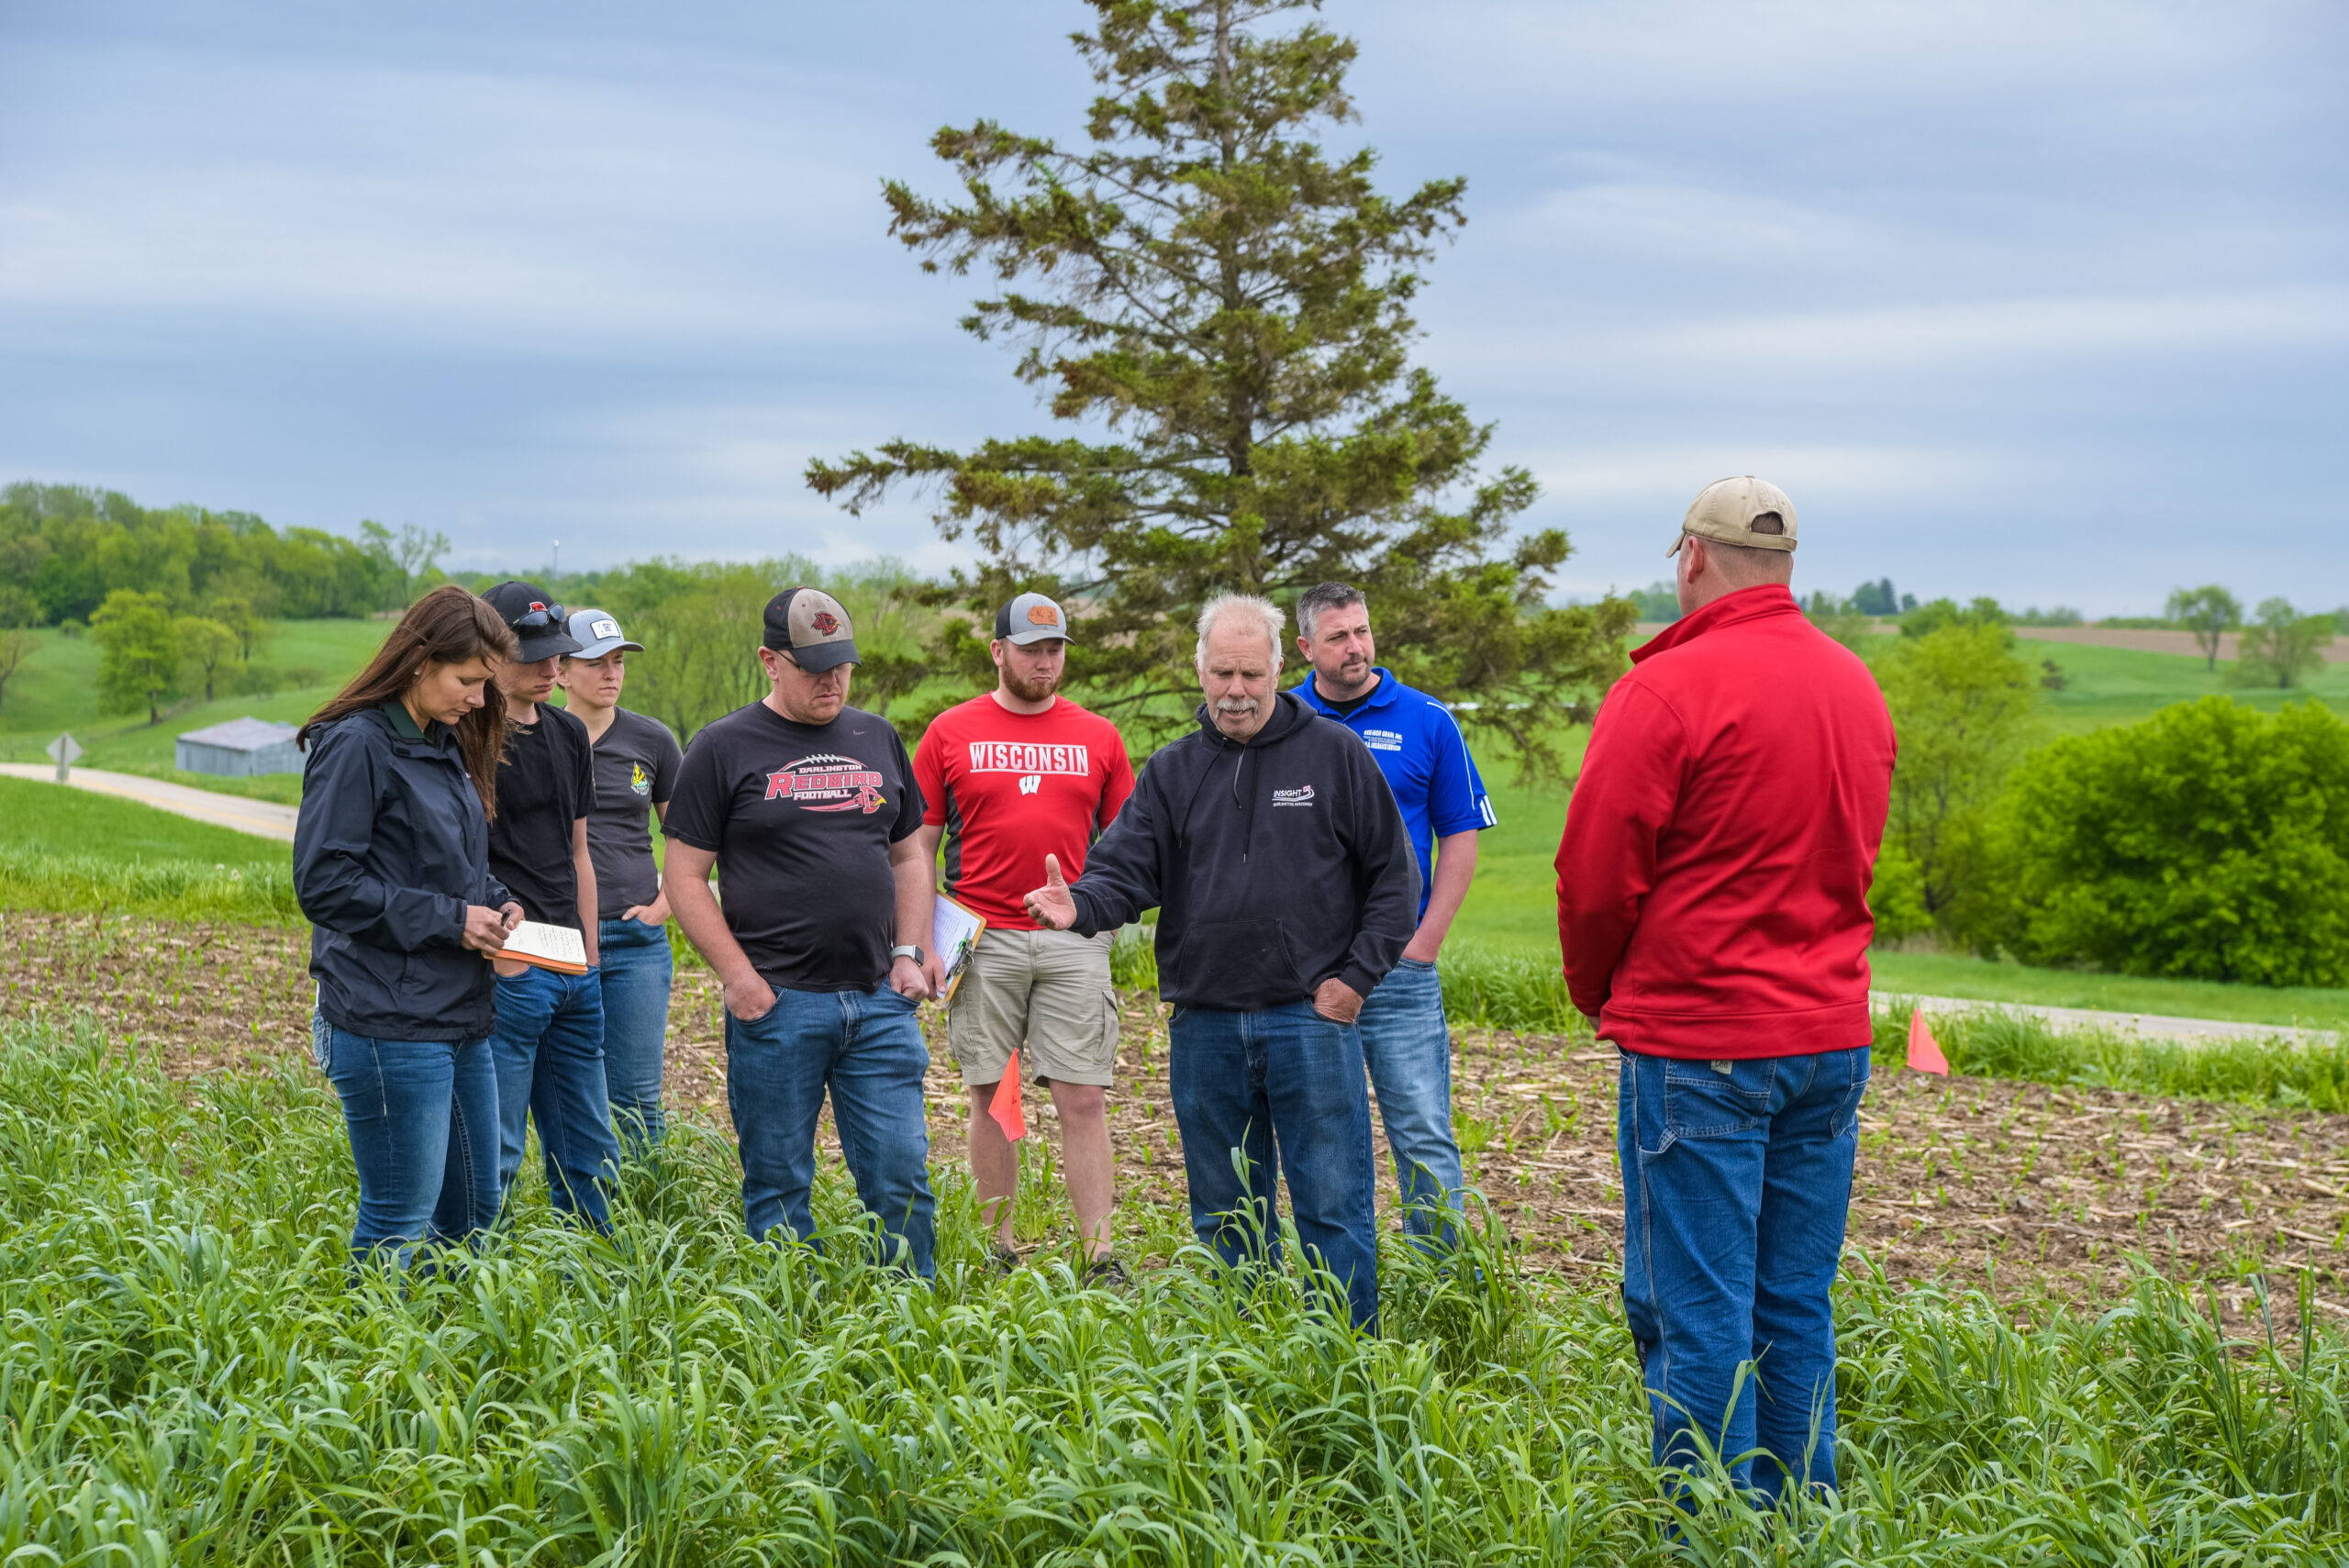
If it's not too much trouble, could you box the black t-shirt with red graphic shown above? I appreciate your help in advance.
[663,700,924,992]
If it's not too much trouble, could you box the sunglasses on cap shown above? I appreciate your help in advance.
[507,602,568,630]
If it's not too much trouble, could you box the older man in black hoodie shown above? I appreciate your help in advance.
[1025,593,1418,1331]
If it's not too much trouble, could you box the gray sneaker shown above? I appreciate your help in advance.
[987,1240,1022,1276]
[1081,1255,1131,1292]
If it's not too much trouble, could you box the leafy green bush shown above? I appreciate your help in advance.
[1876,623,2040,932]
[1867,840,1932,943]
[1982,698,2349,986]
[1898,595,2012,640]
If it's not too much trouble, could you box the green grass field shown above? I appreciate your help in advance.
[0,619,388,803]
[0,776,296,923]
[4,1017,2344,1562]
[0,775,292,867]
[2005,637,2343,734]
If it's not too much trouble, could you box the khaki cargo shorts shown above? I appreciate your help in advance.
[947,927,1119,1087]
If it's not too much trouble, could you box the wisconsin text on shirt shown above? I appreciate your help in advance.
[965,742,1092,774]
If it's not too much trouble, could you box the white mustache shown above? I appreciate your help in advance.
[1214,697,1260,716]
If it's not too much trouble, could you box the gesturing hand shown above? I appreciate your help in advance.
[1023,853,1078,931]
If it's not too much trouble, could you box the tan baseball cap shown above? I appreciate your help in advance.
[763,587,859,673]
[1667,474,1798,557]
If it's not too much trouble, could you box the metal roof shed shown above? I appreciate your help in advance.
[175,717,304,777]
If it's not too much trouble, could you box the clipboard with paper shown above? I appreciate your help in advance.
[496,920,590,975]
[930,892,986,1005]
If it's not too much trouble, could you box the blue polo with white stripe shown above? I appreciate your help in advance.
[1295,666,1497,917]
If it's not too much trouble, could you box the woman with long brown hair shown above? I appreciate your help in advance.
[295,584,526,1268]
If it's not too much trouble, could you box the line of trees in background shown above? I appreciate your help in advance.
[1630,576,2080,628]
[0,482,453,721]
[0,482,447,628]
[544,556,941,747]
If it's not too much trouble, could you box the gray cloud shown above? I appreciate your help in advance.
[1,0,2341,616]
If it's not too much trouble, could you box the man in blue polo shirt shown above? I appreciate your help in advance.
[1293,581,1497,1245]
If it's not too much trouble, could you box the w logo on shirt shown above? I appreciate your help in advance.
[1018,774,1042,795]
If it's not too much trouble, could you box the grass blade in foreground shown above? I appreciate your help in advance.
[2,1016,2346,1562]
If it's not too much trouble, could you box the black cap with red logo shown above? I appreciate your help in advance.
[483,580,584,662]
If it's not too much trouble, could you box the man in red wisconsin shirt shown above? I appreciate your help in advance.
[914,592,1137,1282]
[1556,476,1895,1504]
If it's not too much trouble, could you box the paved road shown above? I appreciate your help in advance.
[1874,990,2338,1047]
[0,764,298,843]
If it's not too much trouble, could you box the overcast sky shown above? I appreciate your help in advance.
[3,0,2342,614]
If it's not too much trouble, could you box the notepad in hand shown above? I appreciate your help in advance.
[930,893,986,1005]
[498,920,589,975]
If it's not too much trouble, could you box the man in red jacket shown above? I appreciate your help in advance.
[1556,475,1895,1503]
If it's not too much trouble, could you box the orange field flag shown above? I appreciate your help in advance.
[989,1051,1028,1140]
[1907,1008,1951,1076]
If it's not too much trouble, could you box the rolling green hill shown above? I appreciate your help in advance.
[0,619,390,803]
[0,775,293,866]
[2024,637,2348,733]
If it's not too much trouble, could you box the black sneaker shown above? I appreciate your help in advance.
[987,1240,1022,1276]
[1081,1255,1131,1292]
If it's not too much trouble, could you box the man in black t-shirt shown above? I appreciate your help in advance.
[665,587,940,1273]
[481,581,621,1231]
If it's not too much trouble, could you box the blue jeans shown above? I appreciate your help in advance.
[724,982,936,1276]
[596,917,674,1156]
[490,965,620,1229]
[1168,1001,1380,1333]
[1619,1046,1871,1500]
[1355,957,1464,1242]
[314,1017,501,1267]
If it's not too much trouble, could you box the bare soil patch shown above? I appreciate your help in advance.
[2012,625,2349,663]
[8,909,2344,1322]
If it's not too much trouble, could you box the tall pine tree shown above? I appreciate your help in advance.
[807,0,1630,773]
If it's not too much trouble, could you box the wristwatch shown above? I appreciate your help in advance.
[891,944,926,966]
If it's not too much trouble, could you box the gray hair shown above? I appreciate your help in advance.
[1195,593,1286,668]
[1295,581,1367,642]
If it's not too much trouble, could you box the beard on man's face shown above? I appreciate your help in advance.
[1003,663,1062,703]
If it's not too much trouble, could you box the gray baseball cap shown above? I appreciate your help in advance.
[563,607,643,661]
[995,591,1074,647]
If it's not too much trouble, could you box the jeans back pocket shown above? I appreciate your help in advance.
[1661,1057,1774,1140]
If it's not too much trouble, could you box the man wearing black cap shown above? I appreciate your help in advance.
[663,586,940,1273]
[480,580,622,1232]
